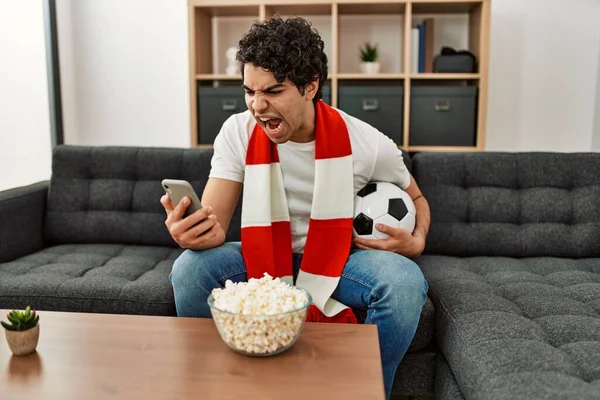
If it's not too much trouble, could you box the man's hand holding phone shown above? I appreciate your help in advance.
[160,194,225,251]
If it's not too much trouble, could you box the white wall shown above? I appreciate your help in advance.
[57,0,190,147]
[57,0,600,152]
[485,0,600,152]
[0,1,52,191]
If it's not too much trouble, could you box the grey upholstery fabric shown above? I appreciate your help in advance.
[436,353,465,400]
[0,181,48,263]
[407,297,435,352]
[44,146,243,246]
[391,347,437,397]
[412,152,600,258]
[412,152,600,399]
[0,244,183,315]
[419,255,600,399]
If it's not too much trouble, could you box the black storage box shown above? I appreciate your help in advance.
[338,84,404,145]
[198,85,245,144]
[433,47,477,73]
[322,83,331,105]
[409,86,478,146]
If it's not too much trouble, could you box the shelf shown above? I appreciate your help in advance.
[196,74,241,80]
[410,73,479,79]
[188,1,484,15]
[265,4,331,15]
[192,4,259,17]
[411,0,483,14]
[338,2,406,14]
[188,0,491,150]
[189,0,259,8]
[337,73,405,80]
[262,0,331,3]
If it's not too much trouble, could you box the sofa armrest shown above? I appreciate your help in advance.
[0,181,49,263]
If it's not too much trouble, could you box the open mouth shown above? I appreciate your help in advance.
[258,117,284,136]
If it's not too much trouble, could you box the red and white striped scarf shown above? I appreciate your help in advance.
[241,100,357,324]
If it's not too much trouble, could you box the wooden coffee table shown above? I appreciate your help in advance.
[1,310,385,399]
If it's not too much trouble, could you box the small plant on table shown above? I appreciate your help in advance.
[2,306,40,356]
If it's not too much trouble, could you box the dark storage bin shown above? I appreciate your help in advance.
[321,83,331,105]
[409,86,478,146]
[338,85,404,145]
[198,85,245,144]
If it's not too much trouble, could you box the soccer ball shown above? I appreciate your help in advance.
[353,182,416,239]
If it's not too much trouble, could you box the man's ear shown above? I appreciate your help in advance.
[305,78,319,101]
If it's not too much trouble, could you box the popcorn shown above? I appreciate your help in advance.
[209,273,310,355]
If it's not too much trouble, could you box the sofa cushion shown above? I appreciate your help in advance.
[44,145,243,246]
[413,152,600,258]
[0,244,183,315]
[392,347,437,397]
[436,352,465,400]
[407,296,435,352]
[419,255,600,399]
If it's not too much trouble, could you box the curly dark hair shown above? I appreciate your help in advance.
[237,16,328,102]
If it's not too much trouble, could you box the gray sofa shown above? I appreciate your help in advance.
[414,152,600,399]
[1,145,599,399]
[0,145,434,398]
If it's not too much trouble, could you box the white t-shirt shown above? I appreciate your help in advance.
[209,107,411,253]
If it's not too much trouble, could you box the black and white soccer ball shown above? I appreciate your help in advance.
[353,182,416,239]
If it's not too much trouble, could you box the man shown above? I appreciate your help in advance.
[161,16,430,399]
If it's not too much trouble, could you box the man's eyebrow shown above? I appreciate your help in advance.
[242,83,285,92]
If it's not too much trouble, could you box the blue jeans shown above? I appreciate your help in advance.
[169,242,429,399]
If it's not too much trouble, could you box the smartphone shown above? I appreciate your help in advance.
[161,179,203,218]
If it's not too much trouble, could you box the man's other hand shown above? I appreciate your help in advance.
[353,223,425,258]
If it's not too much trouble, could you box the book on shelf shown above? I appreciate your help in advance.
[411,18,435,73]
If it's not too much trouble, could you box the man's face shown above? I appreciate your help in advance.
[243,64,316,144]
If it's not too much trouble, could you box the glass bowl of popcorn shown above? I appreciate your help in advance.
[207,274,312,357]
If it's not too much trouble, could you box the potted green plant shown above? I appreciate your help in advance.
[359,43,380,74]
[2,306,40,356]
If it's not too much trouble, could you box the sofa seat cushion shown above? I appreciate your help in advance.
[418,255,600,399]
[0,244,183,315]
